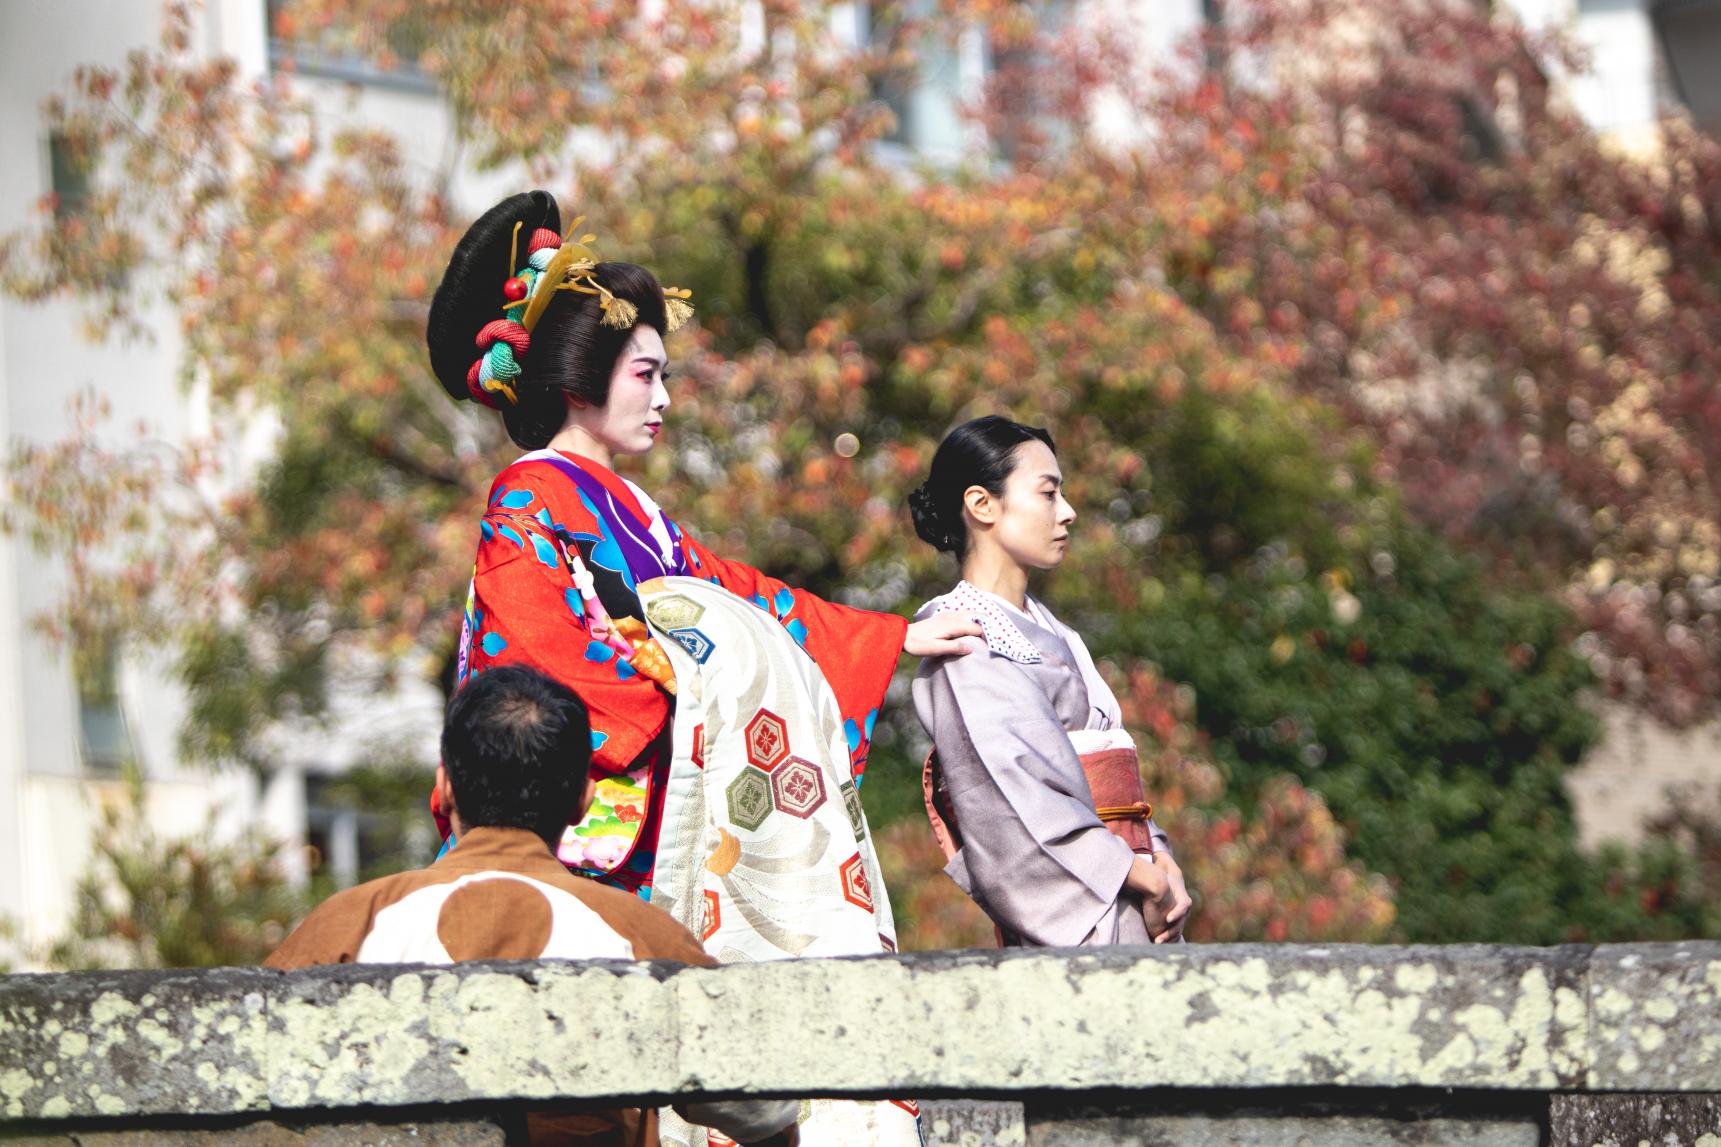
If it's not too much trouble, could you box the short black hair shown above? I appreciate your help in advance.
[908,415,1057,555]
[440,666,593,845]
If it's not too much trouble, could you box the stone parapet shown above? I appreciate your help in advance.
[1,944,1718,1130]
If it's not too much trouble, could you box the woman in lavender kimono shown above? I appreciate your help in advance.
[909,416,1194,946]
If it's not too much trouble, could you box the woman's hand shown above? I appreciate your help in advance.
[1152,853,1193,944]
[1125,853,1177,937]
[904,612,985,657]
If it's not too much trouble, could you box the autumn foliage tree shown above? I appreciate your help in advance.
[1132,2,1721,728]
[5,0,1718,949]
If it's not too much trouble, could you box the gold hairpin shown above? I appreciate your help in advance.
[663,287,695,333]
[515,215,694,334]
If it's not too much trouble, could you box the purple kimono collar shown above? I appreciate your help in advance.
[518,449,688,581]
[923,581,1043,665]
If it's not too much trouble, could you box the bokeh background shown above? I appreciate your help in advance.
[2,0,1719,967]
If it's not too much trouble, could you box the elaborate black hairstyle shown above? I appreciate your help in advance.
[908,415,1057,555]
[426,190,669,450]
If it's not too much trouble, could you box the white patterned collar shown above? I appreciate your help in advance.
[922,581,1043,665]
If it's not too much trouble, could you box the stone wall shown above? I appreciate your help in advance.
[2,944,1718,1145]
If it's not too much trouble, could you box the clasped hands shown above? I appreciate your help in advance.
[1127,851,1192,944]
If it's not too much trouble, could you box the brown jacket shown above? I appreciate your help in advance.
[266,827,793,1146]
[266,825,710,969]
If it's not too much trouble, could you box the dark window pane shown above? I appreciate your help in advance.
[48,132,92,219]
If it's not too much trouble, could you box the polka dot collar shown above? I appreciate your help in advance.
[923,581,1043,665]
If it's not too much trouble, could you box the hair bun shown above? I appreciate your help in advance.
[907,482,957,553]
[427,190,561,404]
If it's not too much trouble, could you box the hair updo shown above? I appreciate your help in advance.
[908,415,1057,555]
[426,190,669,450]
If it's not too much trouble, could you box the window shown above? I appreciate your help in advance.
[862,0,986,158]
[48,132,93,219]
[304,768,434,889]
[77,641,134,774]
[1650,0,1721,134]
[265,0,438,94]
[986,0,1079,163]
[1202,0,1228,77]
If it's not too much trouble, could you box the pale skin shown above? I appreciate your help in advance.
[959,439,1193,943]
[547,323,982,659]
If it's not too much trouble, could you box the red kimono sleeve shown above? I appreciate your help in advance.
[682,536,908,779]
[464,483,671,781]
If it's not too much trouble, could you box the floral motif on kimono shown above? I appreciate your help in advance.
[443,450,908,898]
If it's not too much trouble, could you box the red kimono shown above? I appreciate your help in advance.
[445,449,908,898]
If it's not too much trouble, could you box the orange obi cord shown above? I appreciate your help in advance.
[1095,801,1154,822]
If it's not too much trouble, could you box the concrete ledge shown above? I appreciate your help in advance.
[1549,1094,1721,1147]
[1587,943,1721,1090]
[1,944,1716,1123]
[1025,1090,1549,1147]
[0,967,269,1119]
[2,1117,507,1146]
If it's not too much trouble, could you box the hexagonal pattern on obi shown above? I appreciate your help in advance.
[726,766,774,832]
[744,708,790,771]
[668,626,715,664]
[646,593,705,632]
[839,852,873,912]
[771,757,827,818]
[701,888,721,941]
[840,780,865,841]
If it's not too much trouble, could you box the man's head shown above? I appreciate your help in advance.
[438,666,594,845]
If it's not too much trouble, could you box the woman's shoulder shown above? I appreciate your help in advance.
[915,582,1043,665]
[484,451,591,516]
[913,586,958,624]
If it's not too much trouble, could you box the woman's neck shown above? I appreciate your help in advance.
[549,423,611,470]
[961,547,1029,611]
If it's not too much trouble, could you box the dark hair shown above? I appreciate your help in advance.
[426,190,669,450]
[440,666,593,844]
[908,415,1057,555]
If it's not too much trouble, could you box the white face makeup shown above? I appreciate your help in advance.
[568,325,671,458]
[974,440,1076,571]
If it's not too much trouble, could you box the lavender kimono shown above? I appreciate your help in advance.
[912,581,1172,947]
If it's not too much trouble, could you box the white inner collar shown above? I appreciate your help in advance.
[936,581,1043,665]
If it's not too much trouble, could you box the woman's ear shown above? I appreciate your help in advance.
[963,484,998,527]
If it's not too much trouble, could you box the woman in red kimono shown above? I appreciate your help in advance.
[425,190,977,902]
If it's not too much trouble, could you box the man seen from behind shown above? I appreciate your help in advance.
[266,665,799,1147]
